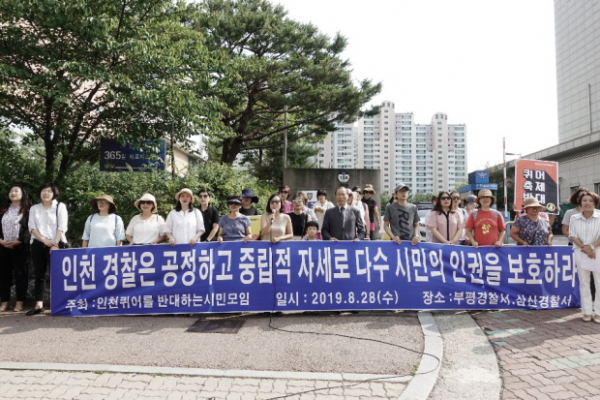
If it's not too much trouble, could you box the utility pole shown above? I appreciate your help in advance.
[283,105,288,170]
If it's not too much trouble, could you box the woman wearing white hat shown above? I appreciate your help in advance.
[126,193,166,245]
[510,198,553,246]
[163,188,204,246]
[82,194,126,248]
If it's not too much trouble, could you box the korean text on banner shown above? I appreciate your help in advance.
[50,241,579,316]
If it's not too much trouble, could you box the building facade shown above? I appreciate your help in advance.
[317,101,468,196]
[515,1,600,200]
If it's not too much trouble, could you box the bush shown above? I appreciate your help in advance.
[57,162,276,246]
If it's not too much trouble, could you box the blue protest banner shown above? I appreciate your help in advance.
[50,242,579,316]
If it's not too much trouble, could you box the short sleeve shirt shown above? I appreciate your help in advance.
[219,214,251,241]
[513,215,551,246]
[383,203,420,240]
[465,210,506,246]
[200,206,220,241]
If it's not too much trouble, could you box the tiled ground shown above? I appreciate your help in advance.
[471,309,600,400]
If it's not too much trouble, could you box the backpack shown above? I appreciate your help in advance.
[472,209,500,222]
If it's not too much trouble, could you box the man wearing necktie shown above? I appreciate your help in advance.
[321,187,366,241]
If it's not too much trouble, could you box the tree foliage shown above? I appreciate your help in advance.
[187,0,382,164]
[238,139,319,185]
[0,0,220,181]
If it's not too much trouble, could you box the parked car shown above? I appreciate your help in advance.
[418,209,430,241]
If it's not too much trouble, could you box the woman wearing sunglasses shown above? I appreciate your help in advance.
[427,191,463,245]
[125,193,166,245]
[260,193,293,244]
[198,188,220,242]
[218,196,252,242]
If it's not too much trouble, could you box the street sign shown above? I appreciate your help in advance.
[100,139,166,172]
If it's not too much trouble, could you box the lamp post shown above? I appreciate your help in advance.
[502,137,521,214]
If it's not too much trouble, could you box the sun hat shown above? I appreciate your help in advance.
[175,188,194,201]
[394,183,410,192]
[477,189,496,204]
[226,196,242,205]
[134,193,158,213]
[522,197,546,210]
[241,188,259,203]
[89,194,117,213]
[363,184,376,194]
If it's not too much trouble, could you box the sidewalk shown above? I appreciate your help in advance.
[0,312,422,400]
[472,308,600,400]
[1,308,597,400]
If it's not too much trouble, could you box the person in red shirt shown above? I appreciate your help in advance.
[465,189,506,248]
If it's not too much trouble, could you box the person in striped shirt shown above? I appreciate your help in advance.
[568,191,600,323]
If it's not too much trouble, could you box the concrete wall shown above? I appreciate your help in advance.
[283,168,382,199]
[555,147,600,200]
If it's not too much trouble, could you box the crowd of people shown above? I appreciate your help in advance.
[0,182,599,322]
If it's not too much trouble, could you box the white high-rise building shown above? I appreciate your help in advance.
[317,101,468,195]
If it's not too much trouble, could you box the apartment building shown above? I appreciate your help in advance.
[317,101,468,195]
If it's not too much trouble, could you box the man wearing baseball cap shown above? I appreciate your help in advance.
[384,183,420,245]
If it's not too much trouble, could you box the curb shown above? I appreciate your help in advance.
[0,361,411,383]
[398,311,443,400]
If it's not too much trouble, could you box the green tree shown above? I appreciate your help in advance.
[0,0,219,181]
[188,0,382,165]
[240,139,319,185]
[0,130,47,199]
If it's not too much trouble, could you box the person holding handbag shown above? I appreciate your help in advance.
[27,183,68,316]
[163,188,204,246]
[510,198,553,246]
[82,194,125,248]
[0,184,32,312]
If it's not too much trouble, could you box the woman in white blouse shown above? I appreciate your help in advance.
[27,183,68,316]
[82,194,125,248]
[126,193,166,245]
[163,188,204,246]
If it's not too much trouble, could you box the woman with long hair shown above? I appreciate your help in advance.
[125,193,165,245]
[0,184,32,312]
[427,191,463,244]
[260,193,292,244]
[27,183,68,315]
[164,188,204,246]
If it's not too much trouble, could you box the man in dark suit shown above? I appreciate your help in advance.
[321,186,366,241]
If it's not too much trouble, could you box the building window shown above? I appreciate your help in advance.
[570,186,580,194]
